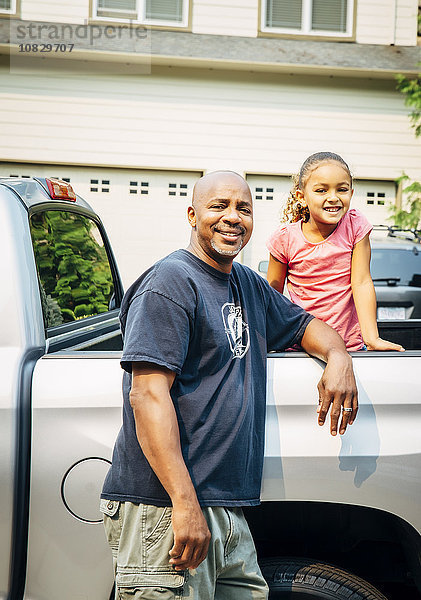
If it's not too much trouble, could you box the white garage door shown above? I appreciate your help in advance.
[244,174,292,273]
[0,163,202,288]
[353,180,396,227]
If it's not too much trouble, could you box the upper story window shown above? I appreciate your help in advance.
[94,0,189,27]
[0,0,17,14]
[262,0,354,38]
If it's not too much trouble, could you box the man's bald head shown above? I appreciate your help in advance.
[192,171,252,208]
[186,170,253,272]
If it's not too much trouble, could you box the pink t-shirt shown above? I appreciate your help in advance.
[266,209,373,351]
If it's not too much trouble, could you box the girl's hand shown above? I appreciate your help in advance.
[365,337,405,352]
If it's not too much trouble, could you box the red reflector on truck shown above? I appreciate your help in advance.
[46,178,77,201]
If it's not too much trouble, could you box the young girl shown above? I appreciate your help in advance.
[266,151,404,352]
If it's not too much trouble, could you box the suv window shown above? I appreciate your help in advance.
[371,247,421,286]
[30,210,115,328]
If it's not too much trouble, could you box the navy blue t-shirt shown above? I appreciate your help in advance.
[102,249,313,507]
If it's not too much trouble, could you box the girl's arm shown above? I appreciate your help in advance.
[351,234,404,351]
[267,254,287,294]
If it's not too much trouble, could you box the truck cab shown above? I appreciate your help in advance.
[0,177,124,600]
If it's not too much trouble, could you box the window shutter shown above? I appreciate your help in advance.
[311,0,347,32]
[97,0,137,18]
[265,0,302,29]
[145,0,183,22]
[0,0,11,9]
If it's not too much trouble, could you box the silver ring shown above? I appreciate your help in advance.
[342,407,352,412]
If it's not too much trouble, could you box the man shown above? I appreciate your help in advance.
[101,171,358,600]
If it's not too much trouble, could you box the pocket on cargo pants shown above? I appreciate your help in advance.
[116,570,186,599]
[101,498,122,569]
[102,501,186,600]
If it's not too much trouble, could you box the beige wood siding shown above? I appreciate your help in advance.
[356,0,395,44]
[192,0,258,36]
[21,0,88,24]
[356,0,418,45]
[2,62,420,178]
[1,60,420,276]
[394,0,418,45]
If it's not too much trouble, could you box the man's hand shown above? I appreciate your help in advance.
[317,350,358,436]
[300,318,358,436]
[169,503,211,571]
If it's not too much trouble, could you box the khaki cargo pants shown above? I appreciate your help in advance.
[100,500,269,600]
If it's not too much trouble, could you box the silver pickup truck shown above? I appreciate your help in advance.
[1,177,420,600]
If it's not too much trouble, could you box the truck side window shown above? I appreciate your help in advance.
[30,210,115,328]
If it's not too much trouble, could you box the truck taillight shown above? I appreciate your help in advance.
[46,178,77,201]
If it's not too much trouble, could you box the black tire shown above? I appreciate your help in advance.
[260,557,388,600]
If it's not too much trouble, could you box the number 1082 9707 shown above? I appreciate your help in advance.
[19,43,74,53]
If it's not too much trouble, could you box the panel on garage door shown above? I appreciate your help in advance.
[78,168,202,288]
[244,174,292,274]
[353,180,396,226]
[0,163,202,288]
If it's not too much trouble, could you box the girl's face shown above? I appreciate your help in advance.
[296,161,353,229]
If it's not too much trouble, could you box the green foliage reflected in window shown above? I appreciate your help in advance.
[30,211,115,327]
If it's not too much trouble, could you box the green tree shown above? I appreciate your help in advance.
[392,73,421,230]
[396,73,421,136]
[393,174,421,230]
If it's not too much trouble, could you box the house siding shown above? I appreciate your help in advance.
[21,0,87,24]
[356,0,396,45]
[1,0,420,280]
[1,62,420,179]
[1,58,420,277]
[192,0,258,37]
[395,0,418,46]
[356,0,418,45]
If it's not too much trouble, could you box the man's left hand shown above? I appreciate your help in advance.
[317,350,358,436]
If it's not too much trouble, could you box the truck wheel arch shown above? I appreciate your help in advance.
[244,501,421,594]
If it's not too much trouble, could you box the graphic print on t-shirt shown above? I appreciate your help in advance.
[221,302,250,359]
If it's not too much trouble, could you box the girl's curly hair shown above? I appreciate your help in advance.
[281,152,352,223]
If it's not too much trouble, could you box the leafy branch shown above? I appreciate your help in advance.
[391,174,421,230]
[391,71,421,229]
[396,73,421,137]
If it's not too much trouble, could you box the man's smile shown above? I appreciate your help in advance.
[213,227,245,240]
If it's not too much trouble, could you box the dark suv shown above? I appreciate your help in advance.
[371,227,421,320]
